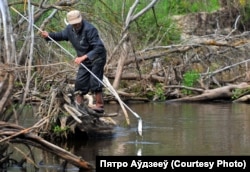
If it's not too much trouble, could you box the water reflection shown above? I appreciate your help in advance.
[7,102,250,171]
[72,102,250,161]
[137,102,250,156]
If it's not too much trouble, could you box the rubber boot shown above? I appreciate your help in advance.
[75,94,83,105]
[89,92,104,113]
[74,94,88,116]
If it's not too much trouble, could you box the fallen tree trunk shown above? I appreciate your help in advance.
[165,82,250,103]
[0,121,94,170]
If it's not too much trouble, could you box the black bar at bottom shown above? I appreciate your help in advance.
[96,156,250,172]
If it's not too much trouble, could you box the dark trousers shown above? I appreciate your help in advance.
[75,57,106,95]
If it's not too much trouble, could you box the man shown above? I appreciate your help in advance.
[41,10,106,113]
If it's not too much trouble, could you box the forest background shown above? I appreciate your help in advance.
[2,0,250,170]
[1,0,250,112]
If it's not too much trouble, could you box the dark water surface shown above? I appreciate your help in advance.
[7,102,250,171]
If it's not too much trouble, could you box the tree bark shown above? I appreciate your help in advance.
[0,0,16,113]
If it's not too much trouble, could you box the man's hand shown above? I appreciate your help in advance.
[40,31,49,38]
[75,55,88,64]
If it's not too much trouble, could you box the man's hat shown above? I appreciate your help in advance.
[67,10,82,25]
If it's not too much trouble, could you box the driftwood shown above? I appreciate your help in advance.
[165,82,250,103]
[233,95,250,102]
[0,121,94,170]
[36,82,117,140]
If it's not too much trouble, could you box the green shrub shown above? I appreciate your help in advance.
[182,70,200,95]
[232,88,250,99]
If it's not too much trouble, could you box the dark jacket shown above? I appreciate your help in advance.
[48,20,106,62]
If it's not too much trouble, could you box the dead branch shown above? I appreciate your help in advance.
[0,121,93,170]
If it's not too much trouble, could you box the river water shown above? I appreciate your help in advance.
[7,102,250,171]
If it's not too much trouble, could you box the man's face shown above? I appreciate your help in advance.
[72,22,82,33]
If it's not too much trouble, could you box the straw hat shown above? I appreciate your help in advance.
[67,10,82,24]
